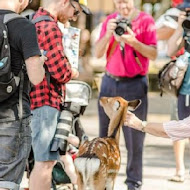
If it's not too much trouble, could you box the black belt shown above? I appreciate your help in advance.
[105,71,143,81]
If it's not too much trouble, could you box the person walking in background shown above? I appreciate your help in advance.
[0,0,45,189]
[166,0,190,183]
[95,0,157,189]
[29,0,91,190]
[156,0,188,183]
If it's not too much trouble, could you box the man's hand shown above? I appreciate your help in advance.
[106,18,117,39]
[71,68,79,79]
[178,11,187,27]
[120,26,138,47]
[124,111,142,131]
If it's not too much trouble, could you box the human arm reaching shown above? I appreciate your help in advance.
[124,111,169,138]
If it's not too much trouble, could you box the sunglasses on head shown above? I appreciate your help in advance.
[70,1,80,16]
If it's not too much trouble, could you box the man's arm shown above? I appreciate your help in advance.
[118,27,157,60]
[132,42,157,60]
[157,26,175,41]
[124,111,169,138]
[41,23,72,84]
[95,18,117,58]
[167,11,186,57]
[142,123,169,138]
[167,26,184,57]
[25,55,45,85]
[95,35,110,58]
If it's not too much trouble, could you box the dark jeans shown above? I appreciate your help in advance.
[98,73,148,189]
[0,117,32,190]
[178,94,190,120]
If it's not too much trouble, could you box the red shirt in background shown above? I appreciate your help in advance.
[98,11,157,78]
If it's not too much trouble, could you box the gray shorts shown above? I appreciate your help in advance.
[31,106,60,162]
[0,117,32,190]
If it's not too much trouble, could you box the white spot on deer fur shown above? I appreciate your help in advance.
[115,160,120,165]
[102,153,107,158]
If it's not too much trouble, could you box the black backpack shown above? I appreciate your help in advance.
[0,13,24,102]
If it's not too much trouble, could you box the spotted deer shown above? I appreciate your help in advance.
[74,96,141,190]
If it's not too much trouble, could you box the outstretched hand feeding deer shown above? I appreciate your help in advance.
[74,96,141,190]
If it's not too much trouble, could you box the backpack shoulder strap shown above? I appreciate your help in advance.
[31,15,54,24]
[3,13,23,24]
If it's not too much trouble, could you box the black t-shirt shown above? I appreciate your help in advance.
[0,10,41,122]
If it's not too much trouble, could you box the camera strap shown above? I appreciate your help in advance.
[107,40,118,62]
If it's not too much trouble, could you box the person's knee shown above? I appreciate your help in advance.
[33,161,55,172]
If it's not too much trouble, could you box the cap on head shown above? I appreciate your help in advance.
[73,0,91,15]
[177,0,190,10]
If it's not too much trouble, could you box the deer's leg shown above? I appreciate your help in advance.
[105,178,114,190]
[76,172,84,190]
[93,172,107,190]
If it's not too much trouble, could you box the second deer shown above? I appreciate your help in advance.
[74,96,141,190]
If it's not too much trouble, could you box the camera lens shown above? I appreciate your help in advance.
[50,110,73,155]
[115,26,125,36]
[115,19,130,36]
[182,18,190,33]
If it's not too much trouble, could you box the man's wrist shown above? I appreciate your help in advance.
[141,121,147,132]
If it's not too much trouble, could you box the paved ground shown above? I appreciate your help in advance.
[80,93,190,190]
[21,92,190,190]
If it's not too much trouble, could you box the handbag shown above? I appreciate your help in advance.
[158,58,188,97]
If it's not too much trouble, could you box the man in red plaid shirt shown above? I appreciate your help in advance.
[29,0,91,189]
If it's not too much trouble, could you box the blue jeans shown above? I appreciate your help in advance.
[31,106,61,161]
[0,117,32,190]
[98,74,148,189]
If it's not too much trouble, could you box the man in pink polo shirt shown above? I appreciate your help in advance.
[95,0,157,190]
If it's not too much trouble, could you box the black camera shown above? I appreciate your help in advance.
[182,11,190,53]
[115,18,131,36]
[182,11,190,35]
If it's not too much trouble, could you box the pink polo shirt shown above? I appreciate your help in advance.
[98,11,157,77]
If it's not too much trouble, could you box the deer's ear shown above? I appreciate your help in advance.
[128,99,141,111]
[113,100,120,111]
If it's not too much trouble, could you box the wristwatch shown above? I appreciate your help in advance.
[141,121,147,132]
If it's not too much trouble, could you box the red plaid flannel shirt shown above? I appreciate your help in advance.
[30,8,72,110]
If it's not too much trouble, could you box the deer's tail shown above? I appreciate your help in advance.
[74,156,100,187]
